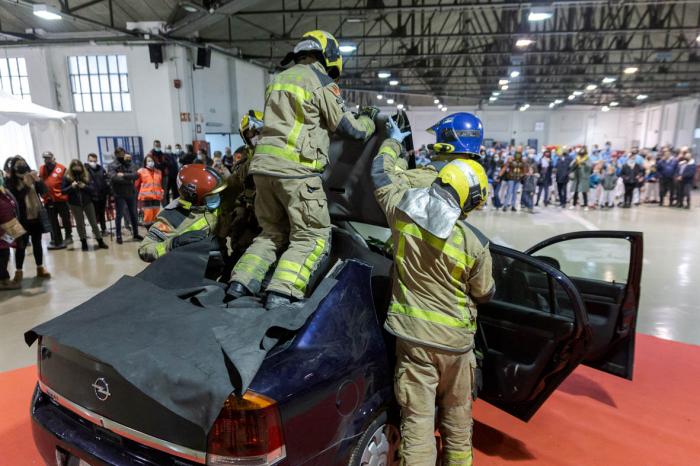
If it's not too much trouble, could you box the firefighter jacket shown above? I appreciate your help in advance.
[138,200,218,262]
[39,163,69,203]
[135,168,165,202]
[250,61,375,178]
[372,139,495,353]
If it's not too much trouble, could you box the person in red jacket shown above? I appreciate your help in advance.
[39,151,73,249]
[135,154,165,226]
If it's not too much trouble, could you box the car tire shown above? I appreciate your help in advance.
[347,411,401,466]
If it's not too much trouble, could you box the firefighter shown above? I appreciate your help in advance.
[372,118,495,466]
[228,30,377,308]
[138,164,224,263]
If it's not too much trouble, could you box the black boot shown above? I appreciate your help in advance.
[227,281,252,299]
[80,239,88,251]
[265,291,294,310]
[97,238,109,249]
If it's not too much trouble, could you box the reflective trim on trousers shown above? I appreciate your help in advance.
[233,253,269,283]
[444,449,473,466]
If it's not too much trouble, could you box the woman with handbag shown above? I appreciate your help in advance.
[62,159,109,251]
[1,174,23,290]
[6,156,51,282]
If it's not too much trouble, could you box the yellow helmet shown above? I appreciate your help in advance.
[294,30,343,79]
[239,110,263,146]
[436,159,488,214]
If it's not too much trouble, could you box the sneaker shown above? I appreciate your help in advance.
[584,207,589,211]
[510,207,516,212]
[47,241,66,250]
[569,205,575,210]
[502,206,507,212]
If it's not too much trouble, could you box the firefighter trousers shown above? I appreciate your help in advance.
[231,174,330,299]
[395,338,476,466]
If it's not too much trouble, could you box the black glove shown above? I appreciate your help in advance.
[170,230,208,249]
[358,106,380,121]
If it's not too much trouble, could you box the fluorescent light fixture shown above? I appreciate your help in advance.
[510,70,521,78]
[377,71,391,79]
[601,106,610,112]
[441,107,448,112]
[586,84,598,91]
[624,67,638,74]
[610,101,619,107]
[501,85,509,91]
[515,39,534,47]
[377,94,383,100]
[389,79,399,86]
[347,17,366,23]
[386,98,395,104]
[696,34,700,42]
[528,6,553,22]
[437,104,443,109]
[492,91,500,96]
[33,4,62,20]
[498,79,509,85]
[182,3,200,13]
[602,76,616,84]
[433,99,440,104]
[355,104,360,109]
[397,103,404,110]
[339,44,357,54]
[549,102,555,108]
[519,105,529,112]
[554,99,563,104]
[568,95,576,100]
[489,96,497,102]
[636,94,648,100]
[573,90,583,96]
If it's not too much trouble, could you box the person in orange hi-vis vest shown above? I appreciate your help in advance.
[135,154,164,226]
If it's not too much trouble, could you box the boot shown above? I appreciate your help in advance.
[37,266,51,279]
[227,281,252,299]
[12,270,23,283]
[64,235,74,245]
[0,279,20,290]
[133,234,144,241]
[97,238,109,249]
[265,291,294,310]
[81,239,88,251]
[116,237,123,245]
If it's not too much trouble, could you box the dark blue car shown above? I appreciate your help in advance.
[30,117,643,466]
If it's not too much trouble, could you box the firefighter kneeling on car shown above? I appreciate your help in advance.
[138,164,225,262]
[372,115,495,466]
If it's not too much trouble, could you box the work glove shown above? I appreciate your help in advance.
[170,230,208,249]
[387,117,411,143]
[358,106,381,121]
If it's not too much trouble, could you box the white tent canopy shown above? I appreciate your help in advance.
[0,90,79,169]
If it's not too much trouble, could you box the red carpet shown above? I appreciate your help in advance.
[2,334,699,465]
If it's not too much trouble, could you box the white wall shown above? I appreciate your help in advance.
[0,43,269,165]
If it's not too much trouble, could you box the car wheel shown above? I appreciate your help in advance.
[348,412,401,466]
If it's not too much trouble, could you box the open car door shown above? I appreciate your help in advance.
[525,231,643,380]
[476,244,592,421]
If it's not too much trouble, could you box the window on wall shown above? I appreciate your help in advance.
[68,55,131,112]
[0,57,31,101]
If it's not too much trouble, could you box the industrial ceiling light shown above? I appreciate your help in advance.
[602,76,616,84]
[510,70,521,78]
[438,103,443,109]
[492,91,500,96]
[387,98,395,104]
[636,94,648,100]
[568,95,576,100]
[624,67,638,74]
[528,6,554,22]
[339,43,357,54]
[377,94,383,100]
[489,96,497,102]
[433,98,440,104]
[610,101,619,107]
[397,103,404,110]
[573,90,583,96]
[441,107,448,112]
[501,85,509,90]
[548,102,555,108]
[389,79,399,86]
[33,4,62,20]
[586,84,598,91]
[377,71,391,79]
[554,99,563,104]
[519,104,530,112]
[515,38,534,48]
[498,79,509,85]
[347,17,366,23]
[602,106,610,112]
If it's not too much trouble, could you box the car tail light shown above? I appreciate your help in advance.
[206,391,286,466]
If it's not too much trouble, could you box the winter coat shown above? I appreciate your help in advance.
[589,173,601,189]
[570,156,592,193]
[522,174,537,193]
[621,164,642,186]
[602,173,618,190]
[8,176,47,231]
[108,159,138,198]
[555,155,573,183]
[85,163,110,200]
[0,189,19,249]
[678,160,697,181]
[657,158,678,179]
[61,175,95,207]
[537,158,553,185]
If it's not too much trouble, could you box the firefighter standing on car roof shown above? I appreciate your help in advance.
[228,30,378,309]
[138,164,225,263]
[215,110,264,279]
[372,114,495,466]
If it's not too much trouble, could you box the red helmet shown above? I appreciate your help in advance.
[177,164,225,206]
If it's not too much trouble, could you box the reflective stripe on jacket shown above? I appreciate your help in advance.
[136,168,164,202]
[250,61,375,177]
[372,139,495,353]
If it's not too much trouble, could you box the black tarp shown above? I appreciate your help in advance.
[25,240,336,431]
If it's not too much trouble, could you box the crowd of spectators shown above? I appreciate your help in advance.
[414,141,698,213]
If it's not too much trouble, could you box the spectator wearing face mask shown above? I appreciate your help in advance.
[6,156,51,281]
[84,153,110,235]
[39,151,73,248]
[62,159,109,251]
[195,148,213,166]
[222,147,235,171]
[148,140,171,206]
[535,150,553,207]
[108,148,143,244]
[136,154,165,225]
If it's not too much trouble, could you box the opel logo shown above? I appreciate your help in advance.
[92,377,111,401]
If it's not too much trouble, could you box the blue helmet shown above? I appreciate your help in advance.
[427,112,484,156]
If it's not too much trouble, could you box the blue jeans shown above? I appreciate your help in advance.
[115,196,139,238]
[522,191,534,209]
[505,180,518,208]
[492,181,502,208]
[536,182,550,205]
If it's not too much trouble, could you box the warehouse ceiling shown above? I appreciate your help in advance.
[2,0,700,109]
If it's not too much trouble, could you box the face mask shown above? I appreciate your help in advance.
[73,168,82,174]
[153,147,161,152]
[205,193,221,210]
[124,159,132,166]
[146,160,155,169]
[88,161,97,169]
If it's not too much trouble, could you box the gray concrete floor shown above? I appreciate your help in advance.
[1,194,698,372]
